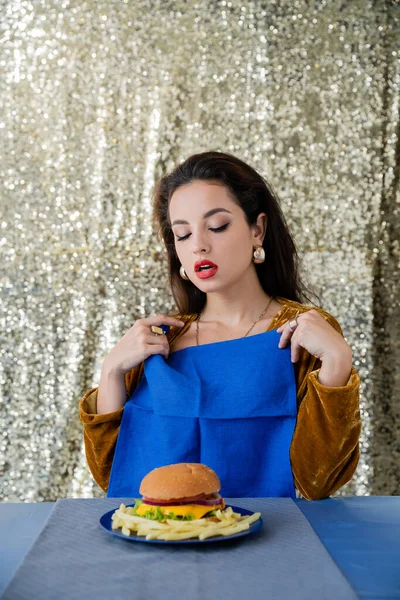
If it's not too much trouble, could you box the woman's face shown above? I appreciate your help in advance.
[169,180,266,291]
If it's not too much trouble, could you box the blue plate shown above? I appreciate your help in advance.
[99,503,263,545]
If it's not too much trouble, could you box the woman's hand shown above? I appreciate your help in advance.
[103,315,185,376]
[277,309,353,387]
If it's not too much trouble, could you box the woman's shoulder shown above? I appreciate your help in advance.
[165,312,197,343]
[274,297,344,335]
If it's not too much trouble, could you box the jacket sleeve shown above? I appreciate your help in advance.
[79,320,188,492]
[79,362,144,492]
[288,310,362,500]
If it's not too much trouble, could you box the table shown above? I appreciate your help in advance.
[1,497,399,599]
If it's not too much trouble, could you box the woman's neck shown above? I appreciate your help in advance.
[199,273,276,327]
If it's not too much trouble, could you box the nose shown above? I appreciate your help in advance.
[191,231,210,255]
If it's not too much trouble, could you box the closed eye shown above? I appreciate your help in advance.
[176,223,230,242]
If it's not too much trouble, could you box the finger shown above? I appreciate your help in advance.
[147,343,169,358]
[277,312,301,333]
[143,315,186,327]
[290,334,300,363]
[145,332,170,347]
[278,322,294,348]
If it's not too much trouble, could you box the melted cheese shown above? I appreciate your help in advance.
[136,499,226,520]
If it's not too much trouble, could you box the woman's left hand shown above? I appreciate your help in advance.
[277,309,353,387]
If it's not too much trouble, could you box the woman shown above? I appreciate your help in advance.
[80,151,361,500]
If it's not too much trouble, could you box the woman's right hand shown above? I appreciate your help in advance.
[102,315,186,376]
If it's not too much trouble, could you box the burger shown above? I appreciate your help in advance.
[132,463,226,521]
[110,463,262,541]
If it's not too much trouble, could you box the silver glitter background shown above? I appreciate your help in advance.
[0,0,399,501]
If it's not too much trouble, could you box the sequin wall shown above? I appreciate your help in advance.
[0,0,399,501]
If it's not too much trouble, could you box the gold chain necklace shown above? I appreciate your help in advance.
[195,296,274,346]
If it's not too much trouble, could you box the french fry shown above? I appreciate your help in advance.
[145,531,163,540]
[136,524,164,536]
[218,523,250,536]
[157,530,204,541]
[165,518,209,528]
[198,527,220,540]
[241,512,262,525]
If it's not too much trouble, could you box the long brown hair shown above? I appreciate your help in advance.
[152,150,319,315]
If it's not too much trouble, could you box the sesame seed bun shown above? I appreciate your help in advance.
[139,463,221,501]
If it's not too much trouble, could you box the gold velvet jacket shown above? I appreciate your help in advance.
[79,297,361,500]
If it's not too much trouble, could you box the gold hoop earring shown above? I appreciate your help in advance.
[253,245,265,264]
[179,265,189,280]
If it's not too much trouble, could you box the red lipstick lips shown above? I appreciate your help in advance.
[194,260,218,280]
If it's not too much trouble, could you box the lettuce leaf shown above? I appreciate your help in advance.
[127,499,142,516]
[128,499,195,522]
[142,506,196,522]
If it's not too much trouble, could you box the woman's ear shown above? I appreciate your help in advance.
[252,212,267,244]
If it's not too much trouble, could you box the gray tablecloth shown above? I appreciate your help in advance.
[1,497,359,600]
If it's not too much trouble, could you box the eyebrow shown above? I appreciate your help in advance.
[171,208,233,227]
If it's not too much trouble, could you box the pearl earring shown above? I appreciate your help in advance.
[179,265,189,280]
[253,245,265,264]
